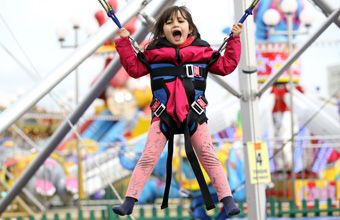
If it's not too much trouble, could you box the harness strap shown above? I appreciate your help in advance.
[182,75,215,210]
[183,115,215,210]
[152,65,208,78]
[159,112,176,209]
[137,52,151,71]
[145,61,214,210]
[207,51,221,67]
[161,132,174,209]
[159,115,213,210]
[159,76,214,210]
[152,79,206,91]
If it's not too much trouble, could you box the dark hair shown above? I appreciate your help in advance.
[149,5,200,46]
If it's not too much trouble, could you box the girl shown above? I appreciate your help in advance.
[112,5,242,217]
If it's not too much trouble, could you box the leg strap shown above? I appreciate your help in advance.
[183,117,215,210]
[161,133,174,209]
[160,114,214,210]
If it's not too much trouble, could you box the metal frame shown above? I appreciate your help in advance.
[0,0,174,214]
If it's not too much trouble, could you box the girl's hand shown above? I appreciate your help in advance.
[231,23,243,37]
[118,27,130,38]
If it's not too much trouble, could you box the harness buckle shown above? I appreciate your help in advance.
[191,102,203,115]
[185,65,194,78]
[155,103,166,117]
[151,99,166,117]
[191,96,207,115]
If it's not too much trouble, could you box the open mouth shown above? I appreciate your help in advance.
[172,30,182,41]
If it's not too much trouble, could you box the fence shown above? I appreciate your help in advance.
[1,199,340,220]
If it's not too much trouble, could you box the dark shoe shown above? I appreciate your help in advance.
[221,196,240,217]
[112,197,136,216]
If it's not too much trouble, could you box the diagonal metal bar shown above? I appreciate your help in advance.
[258,6,340,97]
[209,74,242,98]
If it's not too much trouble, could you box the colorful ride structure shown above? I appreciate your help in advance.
[253,0,340,207]
[0,153,76,208]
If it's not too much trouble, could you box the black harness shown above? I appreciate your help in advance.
[138,39,220,210]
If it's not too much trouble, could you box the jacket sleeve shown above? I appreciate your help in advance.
[209,36,241,76]
[114,37,149,78]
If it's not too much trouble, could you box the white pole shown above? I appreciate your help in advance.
[235,0,266,219]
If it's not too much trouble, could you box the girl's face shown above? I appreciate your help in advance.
[162,10,191,46]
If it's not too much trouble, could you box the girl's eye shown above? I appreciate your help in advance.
[165,20,172,24]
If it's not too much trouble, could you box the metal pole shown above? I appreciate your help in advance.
[235,0,266,219]
[287,13,296,202]
[58,21,85,203]
[73,25,85,202]
[258,7,340,97]
[209,75,242,98]
[0,0,148,135]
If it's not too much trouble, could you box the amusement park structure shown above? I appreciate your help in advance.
[0,0,340,219]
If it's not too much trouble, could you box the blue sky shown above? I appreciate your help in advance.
[0,0,339,109]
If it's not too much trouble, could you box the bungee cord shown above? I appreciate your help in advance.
[98,0,123,28]
[208,0,260,67]
[97,0,152,53]
[217,0,260,53]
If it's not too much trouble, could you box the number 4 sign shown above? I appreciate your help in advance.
[247,142,271,184]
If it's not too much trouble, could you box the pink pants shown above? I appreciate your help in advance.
[126,120,232,201]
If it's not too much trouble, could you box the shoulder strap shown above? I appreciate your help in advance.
[137,51,151,71]
[207,51,221,67]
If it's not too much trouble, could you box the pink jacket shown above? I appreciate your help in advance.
[114,36,241,78]
[114,36,241,124]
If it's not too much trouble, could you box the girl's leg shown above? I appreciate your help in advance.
[190,122,231,200]
[191,123,239,216]
[113,121,167,216]
[126,120,167,200]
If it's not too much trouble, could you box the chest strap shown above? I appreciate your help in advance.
[151,79,206,92]
[151,65,208,79]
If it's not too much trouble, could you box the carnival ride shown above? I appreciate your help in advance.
[0,0,340,219]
